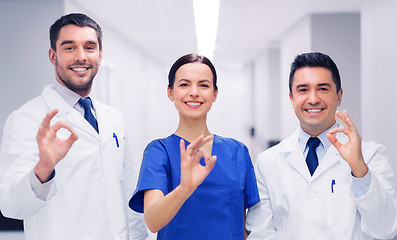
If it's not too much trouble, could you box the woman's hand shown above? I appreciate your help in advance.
[144,135,217,233]
[179,135,217,195]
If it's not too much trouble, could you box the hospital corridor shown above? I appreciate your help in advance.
[0,0,396,239]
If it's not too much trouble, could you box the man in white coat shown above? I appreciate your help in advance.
[0,13,148,240]
[246,52,397,239]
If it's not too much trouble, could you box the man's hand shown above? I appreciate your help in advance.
[327,110,368,178]
[34,109,78,182]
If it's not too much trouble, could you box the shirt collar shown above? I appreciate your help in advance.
[298,122,339,152]
[52,80,92,109]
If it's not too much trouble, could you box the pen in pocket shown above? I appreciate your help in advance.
[113,133,119,148]
[331,179,335,193]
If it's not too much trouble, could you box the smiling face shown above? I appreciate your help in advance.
[289,67,342,136]
[168,62,218,121]
[49,24,102,97]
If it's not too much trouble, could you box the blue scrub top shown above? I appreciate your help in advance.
[129,134,259,240]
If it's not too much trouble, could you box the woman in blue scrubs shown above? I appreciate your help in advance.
[129,53,259,240]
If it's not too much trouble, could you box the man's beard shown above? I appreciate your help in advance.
[57,70,94,93]
[56,60,97,94]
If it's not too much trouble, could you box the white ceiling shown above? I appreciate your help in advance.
[68,0,361,69]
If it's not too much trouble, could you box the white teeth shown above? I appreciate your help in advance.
[186,102,201,106]
[307,109,322,113]
[72,67,87,72]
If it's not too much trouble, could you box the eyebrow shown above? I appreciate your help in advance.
[318,83,331,87]
[178,79,211,83]
[296,83,332,88]
[60,40,74,46]
[86,41,98,46]
[60,40,98,46]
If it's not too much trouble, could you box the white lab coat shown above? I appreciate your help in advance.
[246,129,397,240]
[0,85,148,240]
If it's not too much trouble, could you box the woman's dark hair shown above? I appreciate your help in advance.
[50,13,102,51]
[168,53,217,90]
[289,52,341,95]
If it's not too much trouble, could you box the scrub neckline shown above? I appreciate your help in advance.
[171,133,217,155]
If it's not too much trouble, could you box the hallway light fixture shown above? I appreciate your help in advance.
[193,0,220,61]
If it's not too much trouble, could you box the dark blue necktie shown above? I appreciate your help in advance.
[78,97,98,133]
[306,137,320,176]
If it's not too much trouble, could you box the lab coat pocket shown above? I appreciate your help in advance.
[116,146,126,182]
[231,189,244,238]
[117,161,125,182]
[326,183,356,231]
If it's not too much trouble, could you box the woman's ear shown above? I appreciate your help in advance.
[213,89,218,102]
[167,87,174,101]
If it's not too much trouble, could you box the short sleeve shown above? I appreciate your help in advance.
[242,145,260,209]
[129,140,171,213]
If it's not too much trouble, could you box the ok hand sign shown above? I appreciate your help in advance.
[34,109,78,182]
[179,135,217,196]
[327,110,368,178]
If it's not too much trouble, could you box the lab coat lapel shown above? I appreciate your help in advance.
[91,97,112,138]
[42,85,99,139]
[313,132,346,178]
[42,85,72,117]
[284,130,312,183]
[312,146,340,178]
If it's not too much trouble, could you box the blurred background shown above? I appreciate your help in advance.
[0,0,396,239]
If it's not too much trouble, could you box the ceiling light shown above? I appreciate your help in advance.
[193,0,220,61]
